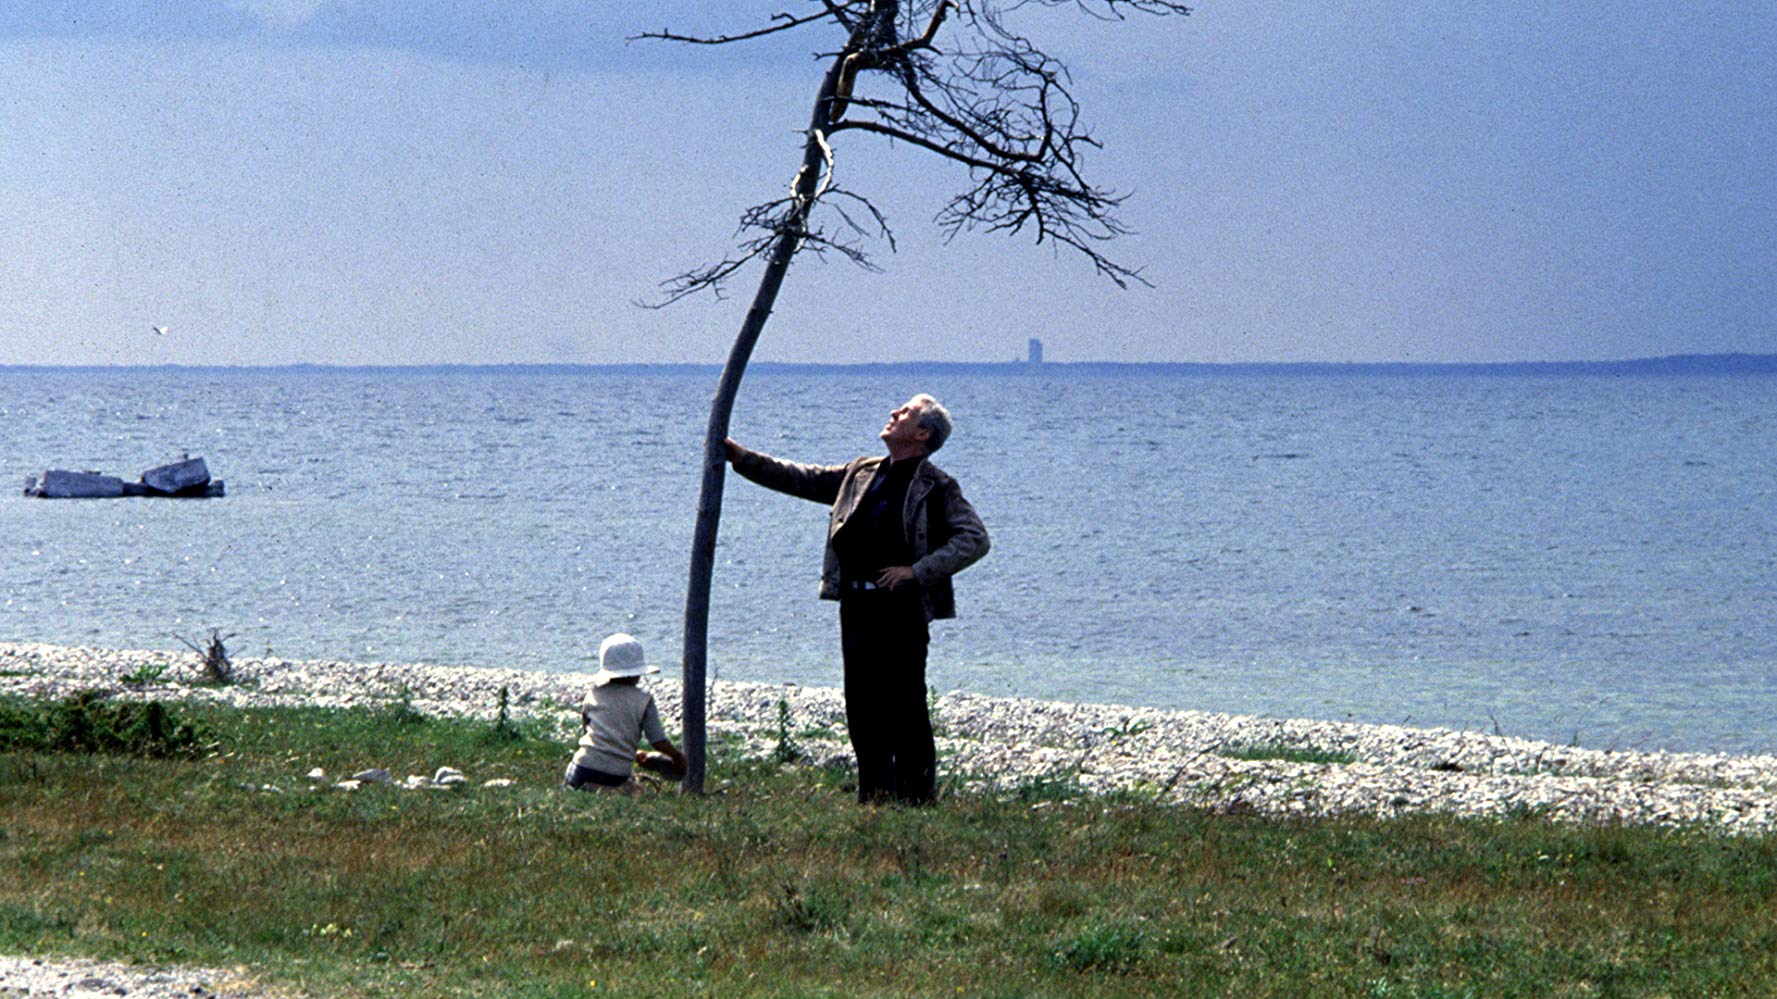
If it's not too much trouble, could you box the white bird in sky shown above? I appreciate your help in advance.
[152,325,169,336]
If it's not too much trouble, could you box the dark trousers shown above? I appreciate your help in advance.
[839,588,935,805]
[561,762,630,790]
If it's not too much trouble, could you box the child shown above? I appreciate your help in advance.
[563,633,688,793]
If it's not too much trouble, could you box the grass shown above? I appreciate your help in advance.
[0,691,208,758]
[3,694,1777,996]
[119,661,172,687]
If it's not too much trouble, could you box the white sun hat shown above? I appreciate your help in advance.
[591,633,659,685]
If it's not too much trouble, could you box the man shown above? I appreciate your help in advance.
[725,393,990,805]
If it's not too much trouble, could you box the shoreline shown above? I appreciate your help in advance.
[6,640,1777,833]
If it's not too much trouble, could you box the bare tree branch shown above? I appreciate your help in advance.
[829,118,1041,185]
[1005,0,1192,17]
[831,0,956,118]
[644,0,1179,302]
[630,8,840,46]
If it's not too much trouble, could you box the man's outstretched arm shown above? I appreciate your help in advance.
[724,438,851,505]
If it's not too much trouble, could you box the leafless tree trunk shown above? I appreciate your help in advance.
[644,0,1191,792]
[679,53,855,795]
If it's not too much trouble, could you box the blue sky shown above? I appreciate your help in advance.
[2,1,1772,365]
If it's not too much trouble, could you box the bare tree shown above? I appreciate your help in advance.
[643,0,1190,792]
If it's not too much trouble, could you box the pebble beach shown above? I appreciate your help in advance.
[8,640,1777,830]
[6,639,1777,994]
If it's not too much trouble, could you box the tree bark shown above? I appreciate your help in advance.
[680,56,849,794]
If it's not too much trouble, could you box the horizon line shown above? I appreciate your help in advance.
[3,352,1775,374]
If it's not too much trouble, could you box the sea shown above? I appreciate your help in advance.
[3,362,1775,755]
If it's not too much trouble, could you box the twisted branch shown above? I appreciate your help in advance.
[643,0,1183,302]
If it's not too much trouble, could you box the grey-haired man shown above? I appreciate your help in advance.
[725,393,990,805]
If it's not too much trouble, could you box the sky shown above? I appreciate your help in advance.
[2,1,1773,366]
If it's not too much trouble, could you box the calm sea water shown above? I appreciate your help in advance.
[3,367,1774,754]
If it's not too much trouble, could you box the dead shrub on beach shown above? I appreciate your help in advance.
[177,628,235,684]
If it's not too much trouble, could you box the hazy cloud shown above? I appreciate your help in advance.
[287,1,618,68]
[3,2,1773,365]
[0,0,259,41]
[0,2,812,71]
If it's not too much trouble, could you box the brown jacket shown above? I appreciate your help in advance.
[729,445,990,621]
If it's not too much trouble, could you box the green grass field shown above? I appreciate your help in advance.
[4,693,1776,997]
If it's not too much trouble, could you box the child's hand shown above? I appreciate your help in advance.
[638,751,688,781]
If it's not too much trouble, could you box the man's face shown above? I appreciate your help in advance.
[880,398,932,450]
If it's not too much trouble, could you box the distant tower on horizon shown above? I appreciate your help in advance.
[1027,338,1044,365]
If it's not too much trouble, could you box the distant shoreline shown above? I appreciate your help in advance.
[4,353,1776,377]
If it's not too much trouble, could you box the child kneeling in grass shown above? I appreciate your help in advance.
[562,633,688,793]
